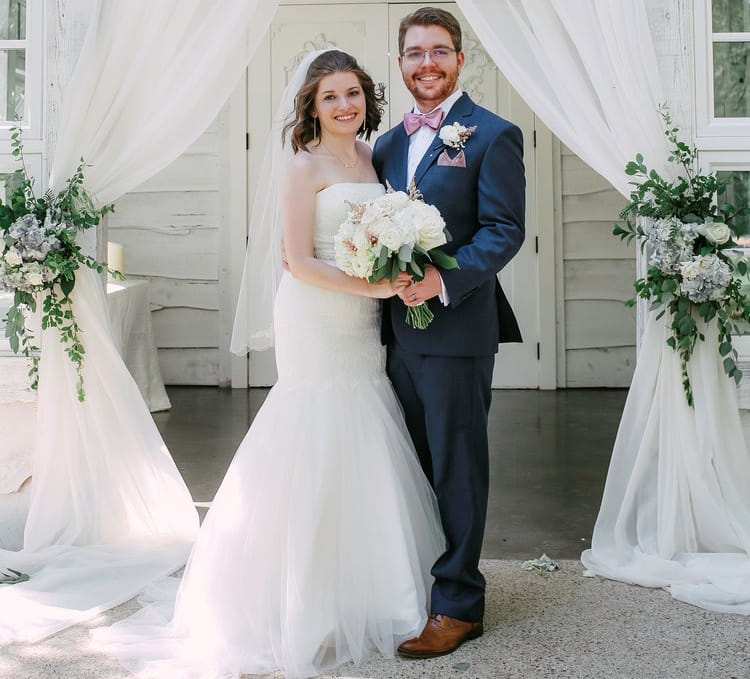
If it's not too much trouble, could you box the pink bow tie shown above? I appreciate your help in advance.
[403,109,445,135]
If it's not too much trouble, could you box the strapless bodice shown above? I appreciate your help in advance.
[313,182,384,262]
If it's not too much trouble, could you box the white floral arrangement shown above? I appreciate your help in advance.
[1,127,118,401]
[335,183,458,329]
[614,107,750,405]
[438,123,476,150]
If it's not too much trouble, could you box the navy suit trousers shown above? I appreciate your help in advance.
[386,341,494,622]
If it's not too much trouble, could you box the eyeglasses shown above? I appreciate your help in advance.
[400,48,457,64]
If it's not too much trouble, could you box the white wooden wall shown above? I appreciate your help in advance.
[108,117,226,386]
[558,145,634,388]
[101,0,688,389]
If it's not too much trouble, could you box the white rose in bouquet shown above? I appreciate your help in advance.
[411,202,448,251]
[4,248,22,267]
[360,192,409,227]
[372,218,408,252]
[697,221,731,245]
[350,246,375,278]
[24,263,44,288]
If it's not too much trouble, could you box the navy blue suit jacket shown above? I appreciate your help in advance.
[372,93,525,356]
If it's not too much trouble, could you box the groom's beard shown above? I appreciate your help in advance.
[407,66,459,110]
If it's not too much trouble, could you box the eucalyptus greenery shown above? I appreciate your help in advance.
[0,127,118,401]
[614,106,750,406]
[0,567,29,586]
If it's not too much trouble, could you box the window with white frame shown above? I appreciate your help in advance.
[695,1,750,242]
[0,1,42,144]
[695,0,750,143]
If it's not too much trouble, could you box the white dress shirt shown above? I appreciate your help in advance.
[406,88,463,306]
[406,88,464,185]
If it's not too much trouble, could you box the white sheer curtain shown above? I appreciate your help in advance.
[455,0,750,614]
[456,0,672,196]
[49,0,279,204]
[0,0,279,643]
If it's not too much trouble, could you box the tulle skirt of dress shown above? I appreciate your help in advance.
[93,272,445,678]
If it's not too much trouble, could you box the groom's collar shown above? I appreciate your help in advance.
[411,88,464,119]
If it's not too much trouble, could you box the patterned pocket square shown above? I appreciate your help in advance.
[437,149,466,168]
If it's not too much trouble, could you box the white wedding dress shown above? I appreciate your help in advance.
[93,182,445,679]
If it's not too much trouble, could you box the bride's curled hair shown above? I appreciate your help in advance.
[283,50,386,152]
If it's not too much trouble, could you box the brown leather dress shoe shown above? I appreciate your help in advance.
[397,613,484,658]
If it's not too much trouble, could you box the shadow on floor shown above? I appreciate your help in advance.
[153,387,627,561]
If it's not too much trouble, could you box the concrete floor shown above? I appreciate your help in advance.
[7,387,750,679]
[153,387,628,561]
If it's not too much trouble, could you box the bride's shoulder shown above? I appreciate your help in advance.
[356,140,373,160]
[284,151,320,194]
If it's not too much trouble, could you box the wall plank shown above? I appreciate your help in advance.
[561,154,616,195]
[157,348,220,385]
[151,308,219,348]
[109,226,219,280]
[563,222,635,260]
[566,347,636,388]
[131,276,220,311]
[563,190,628,224]
[565,300,636,350]
[564,259,636,301]
[110,191,219,231]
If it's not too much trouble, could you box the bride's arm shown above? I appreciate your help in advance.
[281,155,400,299]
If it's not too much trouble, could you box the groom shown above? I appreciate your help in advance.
[372,6,525,658]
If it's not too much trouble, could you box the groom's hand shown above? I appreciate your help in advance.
[399,265,442,307]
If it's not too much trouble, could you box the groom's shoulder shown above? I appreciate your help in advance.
[373,124,401,152]
[470,101,521,139]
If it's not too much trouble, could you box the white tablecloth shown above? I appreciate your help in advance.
[106,279,170,412]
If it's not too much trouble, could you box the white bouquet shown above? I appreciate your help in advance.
[335,183,458,329]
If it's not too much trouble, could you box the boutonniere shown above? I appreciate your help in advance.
[438,123,477,150]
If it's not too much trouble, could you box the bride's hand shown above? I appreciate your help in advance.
[370,276,411,299]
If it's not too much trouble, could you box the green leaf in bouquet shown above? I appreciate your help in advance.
[409,259,423,279]
[398,244,412,263]
[429,248,459,270]
[390,257,400,282]
[59,273,75,297]
[377,244,389,268]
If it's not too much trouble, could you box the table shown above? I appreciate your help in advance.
[106,279,171,413]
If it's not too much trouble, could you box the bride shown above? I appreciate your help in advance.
[94,49,445,678]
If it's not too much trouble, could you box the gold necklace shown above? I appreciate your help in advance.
[321,140,359,169]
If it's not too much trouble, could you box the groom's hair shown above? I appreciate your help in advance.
[398,7,463,55]
[282,50,387,153]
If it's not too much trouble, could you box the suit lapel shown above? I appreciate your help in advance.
[388,124,410,191]
[412,93,475,188]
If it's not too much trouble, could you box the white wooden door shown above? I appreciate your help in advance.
[244,1,541,387]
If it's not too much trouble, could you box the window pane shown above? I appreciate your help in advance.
[0,48,23,121]
[720,170,750,238]
[0,170,22,203]
[0,0,25,40]
[713,42,750,117]
[713,0,750,32]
